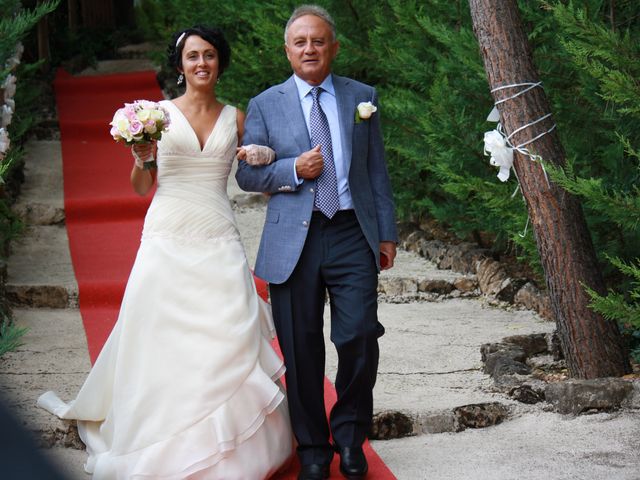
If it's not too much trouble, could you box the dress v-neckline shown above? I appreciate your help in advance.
[168,101,228,153]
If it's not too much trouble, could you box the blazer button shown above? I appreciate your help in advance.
[309,187,314,193]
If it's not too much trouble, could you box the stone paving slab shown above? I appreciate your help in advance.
[372,410,640,479]
[0,308,89,446]
[6,225,78,307]
[42,447,87,479]
[12,140,65,225]
[324,300,555,416]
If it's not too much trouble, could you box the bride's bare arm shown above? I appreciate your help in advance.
[130,143,156,195]
[236,109,246,146]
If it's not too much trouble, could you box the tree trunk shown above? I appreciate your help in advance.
[68,0,79,32]
[37,10,50,71]
[468,0,630,378]
[113,0,135,28]
[80,0,115,29]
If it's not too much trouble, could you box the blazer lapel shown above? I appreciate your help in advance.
[278,76,311,153]
[333,75,355,174]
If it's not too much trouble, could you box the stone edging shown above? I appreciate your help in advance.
[482,333,640,414]
[398,222,553,319]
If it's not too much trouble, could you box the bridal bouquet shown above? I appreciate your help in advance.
[109,100,171,145]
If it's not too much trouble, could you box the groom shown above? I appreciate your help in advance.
[236,5,397,479]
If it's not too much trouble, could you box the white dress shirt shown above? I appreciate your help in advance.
[293,74,353,211]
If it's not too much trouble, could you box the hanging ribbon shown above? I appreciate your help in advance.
[483,82,556,183]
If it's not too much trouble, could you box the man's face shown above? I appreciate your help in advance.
[285,14,339,86]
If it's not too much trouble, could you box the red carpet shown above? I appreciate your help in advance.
[55,68,395,479]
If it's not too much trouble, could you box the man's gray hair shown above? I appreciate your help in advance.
[284,4,336,43]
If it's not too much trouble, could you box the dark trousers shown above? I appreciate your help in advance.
[269,210,382,466]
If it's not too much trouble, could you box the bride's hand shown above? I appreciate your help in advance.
[236,145,275,166]
[132,142,155,169]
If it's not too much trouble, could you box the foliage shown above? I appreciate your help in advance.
[0,1,57,354]
[0,0,58,81]
[538,2,640,355]
[586,256,640,361]
[0,314,27,358]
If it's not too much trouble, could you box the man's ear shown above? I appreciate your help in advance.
[284,43,291,62]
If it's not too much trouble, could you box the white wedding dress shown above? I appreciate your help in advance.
[38,102,293,479]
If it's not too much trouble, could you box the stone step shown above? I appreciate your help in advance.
[324,299,556,438]
[371,401,514,439]
[78,59,158,77]
[6,225,78,308]
[12,140,64,226]
[0,308,90,449]
[116,42,161,59]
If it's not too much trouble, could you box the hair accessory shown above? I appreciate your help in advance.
[175,32,186,48]
[177,73,184,85]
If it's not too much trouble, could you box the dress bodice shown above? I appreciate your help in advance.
[142,102,240,242]
[157,101,237,194]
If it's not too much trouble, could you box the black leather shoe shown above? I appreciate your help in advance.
[297,463,330,480]
[337,446,368,479]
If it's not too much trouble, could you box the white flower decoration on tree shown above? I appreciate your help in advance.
[0,127,10,156]
[483,129,514,182]
[2,75,17,101]
[1,104,12,128]
[5,43,24,70]
[355,101,377,123]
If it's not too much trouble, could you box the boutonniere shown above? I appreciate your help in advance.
[355,101,377,123]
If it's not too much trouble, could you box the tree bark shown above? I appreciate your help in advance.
[468,0,630,378]
[37,14,50,71]
[80,0,115,29]
[68,0,79,32]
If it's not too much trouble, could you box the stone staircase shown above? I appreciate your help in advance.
[0,139,88,459]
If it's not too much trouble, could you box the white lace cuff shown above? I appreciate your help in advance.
[244,144,275,166]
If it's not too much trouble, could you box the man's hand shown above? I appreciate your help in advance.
[295,145,324,179]
[379,241,397,270]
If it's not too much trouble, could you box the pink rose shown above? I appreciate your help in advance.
[129,121,143,135]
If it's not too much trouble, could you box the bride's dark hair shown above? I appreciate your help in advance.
[168,25,231,78]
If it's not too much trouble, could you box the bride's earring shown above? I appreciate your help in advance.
[177,73,184,85]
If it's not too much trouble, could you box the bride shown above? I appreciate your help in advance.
[38,26,293,479]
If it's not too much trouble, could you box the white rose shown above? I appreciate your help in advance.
[137,100,157,110]
[136,109,151,122]
[144,122,157,134]
[357,101,377,120]
[149,109,164,122]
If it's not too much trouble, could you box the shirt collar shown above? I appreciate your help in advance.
[293,74,335,101]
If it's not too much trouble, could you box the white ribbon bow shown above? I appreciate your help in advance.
[483,129,513,182]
